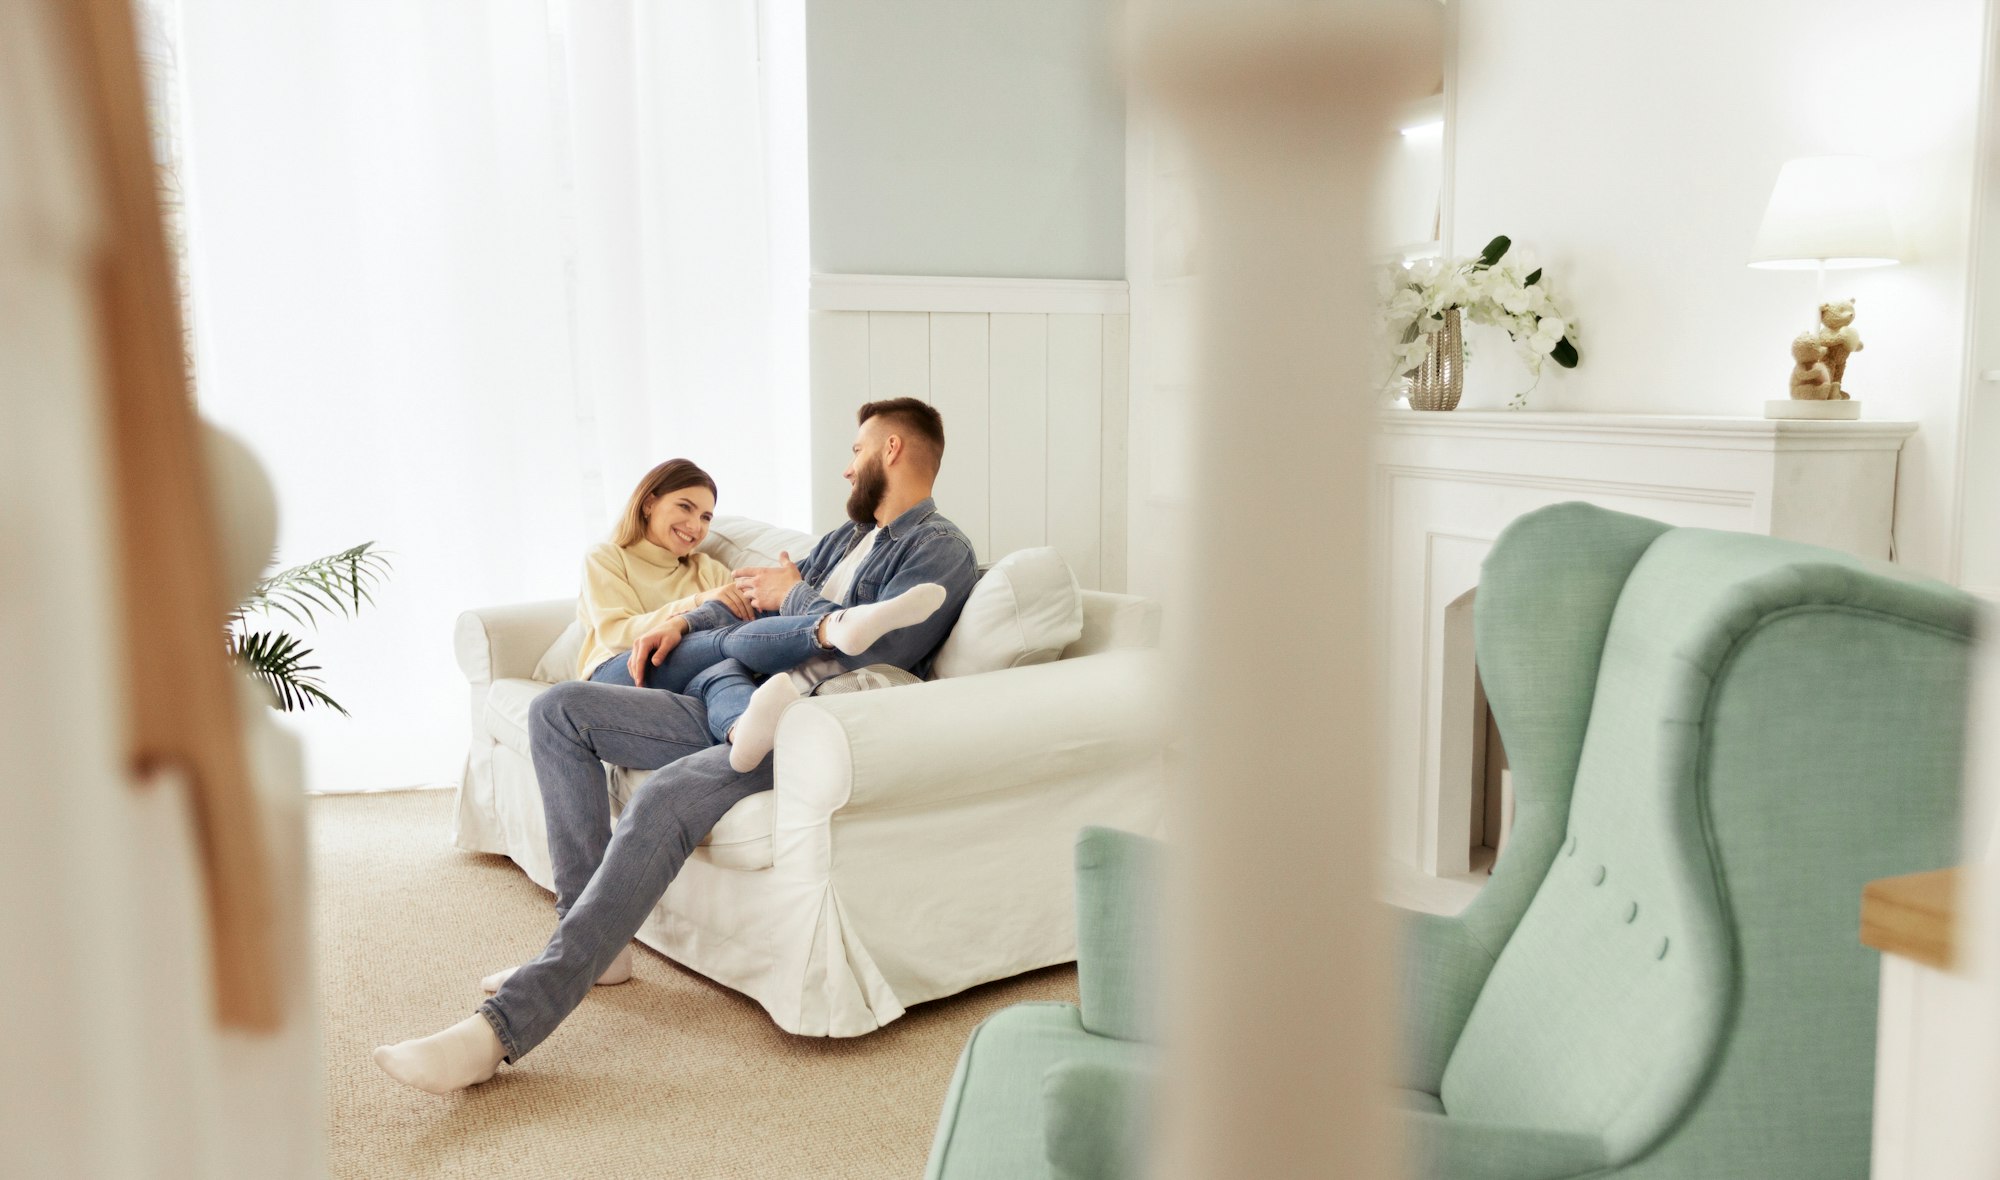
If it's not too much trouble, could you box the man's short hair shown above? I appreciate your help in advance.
[858,397,945,474]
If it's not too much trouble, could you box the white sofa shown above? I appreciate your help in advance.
[450,516,1167,1037]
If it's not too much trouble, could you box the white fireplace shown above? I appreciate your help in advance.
[1374,410,1918,878]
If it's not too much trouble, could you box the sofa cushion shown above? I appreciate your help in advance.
[700,514,816,571]
[485,678,773,869]
[532,619,587,683]
[810,663,922,697]
[933,547,1084,679]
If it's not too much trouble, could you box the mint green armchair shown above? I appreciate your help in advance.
[925,826,1160,1180]
[926,503,1980,1179]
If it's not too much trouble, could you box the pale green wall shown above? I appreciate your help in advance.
[807,0,1125,279]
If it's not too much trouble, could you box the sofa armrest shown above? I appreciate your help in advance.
[454,599,573,685]
[773,648,1167,821]
[1043,1058,1154,1180]
[1074,827,1163,1043]
[1398,909,1499,1096]
[1062,591,1162,659]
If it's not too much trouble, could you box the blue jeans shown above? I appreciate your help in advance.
[584,612,826,741]
[479,680,772,1061]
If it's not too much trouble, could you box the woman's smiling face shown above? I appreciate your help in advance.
[644,484,716,557]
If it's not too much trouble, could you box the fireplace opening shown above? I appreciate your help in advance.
[1441,586,1511,875]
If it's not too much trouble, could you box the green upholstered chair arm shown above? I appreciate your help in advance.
[1402,1111,1609,1180]
[1074,826,1163,1043]
[1042,1058,1153,1180]
[1397,910,1498,1096]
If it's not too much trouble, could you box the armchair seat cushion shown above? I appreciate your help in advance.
[1401,1112,1609,1180]
[926,1002,1155,1180]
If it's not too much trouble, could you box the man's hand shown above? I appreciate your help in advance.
[699,582,756,621]
[627,617,688,683]
[734,551,804,612]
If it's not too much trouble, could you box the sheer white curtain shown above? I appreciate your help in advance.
[173,0,808,792]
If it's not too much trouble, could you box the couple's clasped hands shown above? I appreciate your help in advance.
[626,552,805,682]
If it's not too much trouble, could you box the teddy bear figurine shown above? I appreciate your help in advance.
[1788,332,1835,400]
[1814,298,1863,400]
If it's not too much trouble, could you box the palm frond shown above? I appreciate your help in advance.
[240,542,392,630]
[229,628,349,715]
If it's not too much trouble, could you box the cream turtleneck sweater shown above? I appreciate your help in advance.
[574,538,733,678]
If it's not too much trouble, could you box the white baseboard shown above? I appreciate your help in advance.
[811,273,1129,315]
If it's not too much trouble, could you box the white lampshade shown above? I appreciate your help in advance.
[1748,156,1902,270]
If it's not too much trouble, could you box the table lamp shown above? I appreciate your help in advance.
[1749,155,1902,420]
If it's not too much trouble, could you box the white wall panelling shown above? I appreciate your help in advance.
[866,311,929,402]
[927,312,992,559]
[1100,314,1132,595]
[988,313,1051,561]
[812,274,1129,315]
[808,311,871,534]
[1376,410,1918,876]
[808,277,1131,589]
[1048,315,1106,589]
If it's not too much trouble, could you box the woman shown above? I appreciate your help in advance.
[576,459,753,686]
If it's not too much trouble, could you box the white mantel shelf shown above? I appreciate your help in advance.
[1373,407,1918,880]
[1378,408,1918,452]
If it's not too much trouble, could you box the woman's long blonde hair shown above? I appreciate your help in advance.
[614,459,718,549]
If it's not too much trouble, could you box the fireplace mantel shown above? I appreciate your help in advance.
[1373,409,1918,878]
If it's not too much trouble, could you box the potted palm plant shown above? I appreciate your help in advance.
[227,542,391,713]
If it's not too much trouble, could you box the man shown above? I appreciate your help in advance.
[374,398,978,1093]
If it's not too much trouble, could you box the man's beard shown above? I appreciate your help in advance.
[846,455,887,526]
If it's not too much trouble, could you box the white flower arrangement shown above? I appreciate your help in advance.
[1376,236,1579,408]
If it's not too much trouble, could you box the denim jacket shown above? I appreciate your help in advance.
[691,498,979,679]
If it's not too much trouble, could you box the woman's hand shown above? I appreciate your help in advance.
[700,582,756,621]
[628,617,688,683]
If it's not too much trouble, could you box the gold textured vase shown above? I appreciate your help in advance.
[1408,307,1463,411]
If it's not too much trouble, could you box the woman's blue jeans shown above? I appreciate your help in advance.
[585,612,824,740]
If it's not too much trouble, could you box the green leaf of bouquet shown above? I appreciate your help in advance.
[1551,337,1579,368]
[1524,268,1542,286]
[1477,235,1511,268]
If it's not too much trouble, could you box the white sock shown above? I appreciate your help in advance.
[820,583,947,656]
[481,943,632,994]
[729,674,801,772]
[373,1014,507,1095]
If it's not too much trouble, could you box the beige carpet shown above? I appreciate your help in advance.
[315,789,1077,1179]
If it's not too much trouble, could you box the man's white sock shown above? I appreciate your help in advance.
[480,944,632,994]
[729,674,801,772]
[820,583,947,656]
[373,1013,507,1095]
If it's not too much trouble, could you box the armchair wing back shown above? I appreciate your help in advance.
[1413,504,1978,1178]
[1402,504,1672,1094]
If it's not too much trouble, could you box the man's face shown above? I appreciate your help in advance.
[843,419,890,526]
